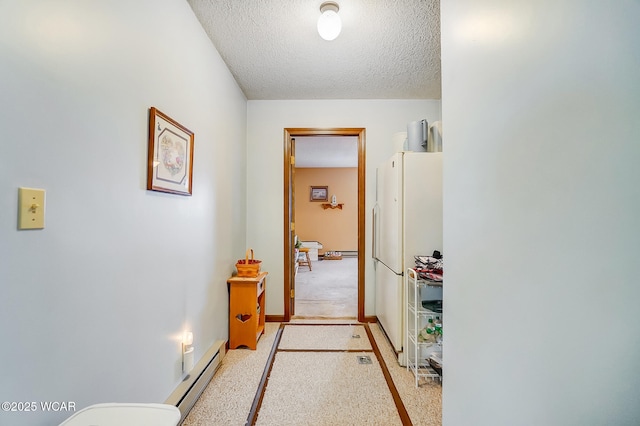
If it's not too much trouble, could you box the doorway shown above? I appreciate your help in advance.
[283,128,366,322]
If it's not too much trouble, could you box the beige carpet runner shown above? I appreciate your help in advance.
[247,323,411,425]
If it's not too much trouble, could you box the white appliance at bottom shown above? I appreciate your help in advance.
[373,151,443,365]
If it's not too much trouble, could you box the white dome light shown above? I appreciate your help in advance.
[317,2,342,41]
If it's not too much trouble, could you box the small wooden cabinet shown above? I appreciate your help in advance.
[227,271,267,350]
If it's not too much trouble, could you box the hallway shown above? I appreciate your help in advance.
[183,321,442,425]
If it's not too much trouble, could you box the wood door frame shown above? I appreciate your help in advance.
[283,128,367,322]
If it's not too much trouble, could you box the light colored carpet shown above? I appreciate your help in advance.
[278,324,371,351]
[182,323,280,426]
[182,322,441,426]
[369,324,442,425]
[256,351,402,426]
[294,257,358,318]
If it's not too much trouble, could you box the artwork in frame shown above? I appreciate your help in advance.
[147,107,194,195]
[310,186,328,202]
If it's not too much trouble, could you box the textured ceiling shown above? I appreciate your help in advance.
[187,0,441,100]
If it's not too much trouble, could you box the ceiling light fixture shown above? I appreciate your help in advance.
[317,1,342,41]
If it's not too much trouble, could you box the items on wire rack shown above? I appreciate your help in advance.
[418,317,443,343]
[414,250,443,282]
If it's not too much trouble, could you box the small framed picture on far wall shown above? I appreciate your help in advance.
[310,186,328,202]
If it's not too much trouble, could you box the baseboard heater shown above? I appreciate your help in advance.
[165,339,226,424]
[340,251,358,258]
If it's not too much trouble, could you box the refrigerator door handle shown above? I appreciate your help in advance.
[372,204,379,260]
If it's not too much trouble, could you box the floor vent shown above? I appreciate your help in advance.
[356,355,372,364]
[165,340,226,424]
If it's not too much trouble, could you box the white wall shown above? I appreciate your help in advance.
[442,1,640,425]
[0,1,247,424]
[246,100,441,316]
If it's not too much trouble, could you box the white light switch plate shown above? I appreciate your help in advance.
[18,187,45,229]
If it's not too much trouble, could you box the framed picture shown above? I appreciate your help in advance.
[147,107,194,195]
[310,186,328,202]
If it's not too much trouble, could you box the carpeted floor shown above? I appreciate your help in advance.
[183,322,441,426]
[294,257,358,318]
[256,324,402,425]
[256,351,402,425]
[182,323,280,426]
[278,324,371,350]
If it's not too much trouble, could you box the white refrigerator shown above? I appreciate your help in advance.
[373,151,443,364]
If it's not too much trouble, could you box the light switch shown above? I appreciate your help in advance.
[18,187,45,229]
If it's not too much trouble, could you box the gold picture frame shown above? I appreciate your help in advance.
[147,107,194,195]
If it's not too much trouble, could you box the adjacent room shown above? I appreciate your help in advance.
[293,136,359,319]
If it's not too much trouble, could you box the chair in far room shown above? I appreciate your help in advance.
[298,247,312,271]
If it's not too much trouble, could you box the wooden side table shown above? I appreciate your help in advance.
[227,271,267,350]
